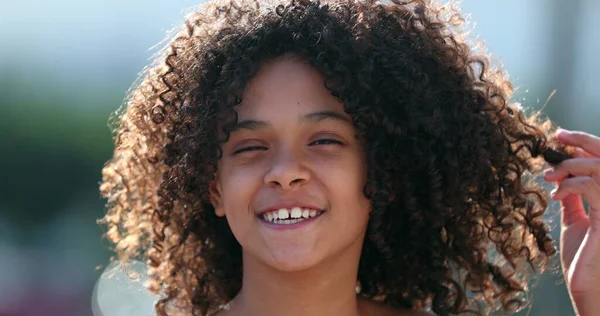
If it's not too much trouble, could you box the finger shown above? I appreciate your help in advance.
[573,147,595,159]
[543,167,571,182]
[552,176,600,203]
[543,158,600,182]
[552,176,600,226]
[557,129,600,157]
[560,194,587,226]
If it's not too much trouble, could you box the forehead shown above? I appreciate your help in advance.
[236,54,346,119]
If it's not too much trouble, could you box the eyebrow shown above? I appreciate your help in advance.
[229,110,352,133]
[302,110,352,124]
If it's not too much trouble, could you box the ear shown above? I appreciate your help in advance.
[209,175,226,217]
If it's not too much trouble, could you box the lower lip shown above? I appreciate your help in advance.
[258,212,325,230]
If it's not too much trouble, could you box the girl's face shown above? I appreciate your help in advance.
[211,54,371,272]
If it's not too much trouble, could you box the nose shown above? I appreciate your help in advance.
[264,147,311,191]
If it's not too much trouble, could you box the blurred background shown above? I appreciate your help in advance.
[0,0,598,315]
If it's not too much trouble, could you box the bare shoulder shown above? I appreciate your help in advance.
[358,298,436,316]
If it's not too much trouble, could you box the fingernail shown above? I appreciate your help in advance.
[543,169,555,178]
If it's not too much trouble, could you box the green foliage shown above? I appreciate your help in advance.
[0,86,120,240]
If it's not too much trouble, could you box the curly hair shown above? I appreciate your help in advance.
[99,0,574,315]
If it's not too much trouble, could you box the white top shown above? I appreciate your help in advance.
[92,260,160,316]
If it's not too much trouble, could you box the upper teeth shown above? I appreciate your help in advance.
[262,207,321,222]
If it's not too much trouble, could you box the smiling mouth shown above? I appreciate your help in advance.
[258,207,325,225]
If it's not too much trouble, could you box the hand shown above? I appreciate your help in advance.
[543,129,600,315]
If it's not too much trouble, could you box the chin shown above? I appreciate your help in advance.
[265,249,323,272]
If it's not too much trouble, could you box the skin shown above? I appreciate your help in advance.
[207,53,600,315]
[544,129,600,315]
[209,54,432,316]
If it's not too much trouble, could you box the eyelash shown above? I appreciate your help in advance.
[232,139,343,155]
[310,139,343,146]
[233,146,267,155]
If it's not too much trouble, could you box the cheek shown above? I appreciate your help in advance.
[220,162,265,213]
[315,152,370,209]
[218,164,265,244]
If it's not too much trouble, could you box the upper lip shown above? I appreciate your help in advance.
[257,201,325,215]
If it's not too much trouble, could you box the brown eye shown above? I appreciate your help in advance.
[310,139,343,146]
[233,146,268,155]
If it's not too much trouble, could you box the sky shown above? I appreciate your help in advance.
[0,0,560,107]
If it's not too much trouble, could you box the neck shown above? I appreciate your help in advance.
[227,242,364,316]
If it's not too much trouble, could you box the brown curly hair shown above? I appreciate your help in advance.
[99,0,573,314]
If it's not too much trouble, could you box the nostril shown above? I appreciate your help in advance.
[264,162,311,189]
[290,178,305,185]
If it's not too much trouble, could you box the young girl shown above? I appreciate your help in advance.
[99,0,600,315]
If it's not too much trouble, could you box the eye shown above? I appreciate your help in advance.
[310,139,343,146]
[233,146,268,155]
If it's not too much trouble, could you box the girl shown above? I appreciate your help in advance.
[99,0,600,315]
